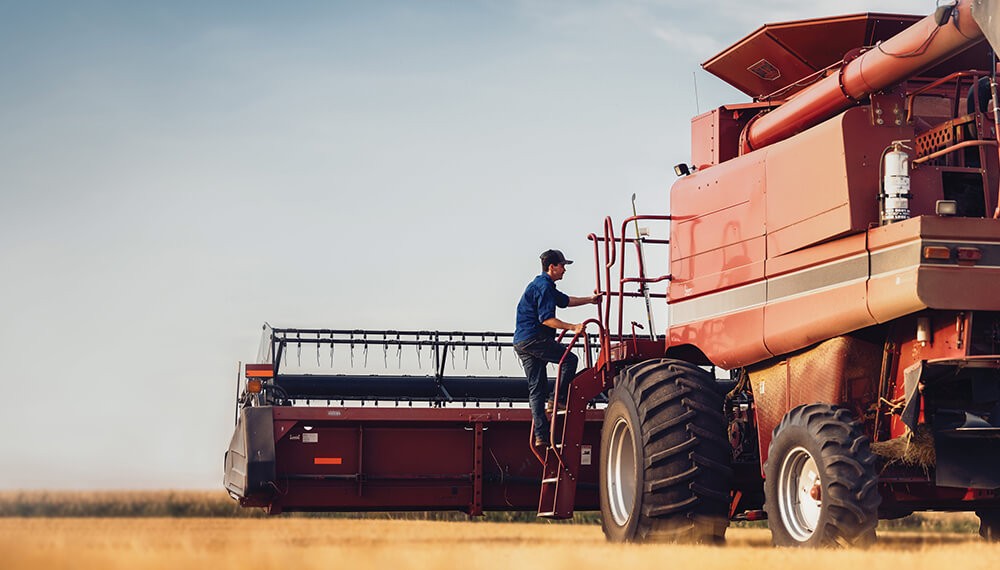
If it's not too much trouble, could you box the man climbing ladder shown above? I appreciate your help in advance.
[513,249,600,450]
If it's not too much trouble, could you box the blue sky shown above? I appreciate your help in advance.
[1,0,919,489]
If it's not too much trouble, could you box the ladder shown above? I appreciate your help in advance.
[536,365,606,518]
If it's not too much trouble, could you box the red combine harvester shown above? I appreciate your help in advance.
[226,0,1000,546]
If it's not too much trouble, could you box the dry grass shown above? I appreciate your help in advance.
[0,490,583,522]
[0,490,249,517]
[872,425,937,468]
[0,490,982,531]
[1,518,997,570]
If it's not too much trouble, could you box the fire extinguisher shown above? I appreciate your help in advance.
[880,140,912,225]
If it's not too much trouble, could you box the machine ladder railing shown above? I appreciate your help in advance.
[534,318,606,518]
[535,213,672,519]
[588,214,672,343]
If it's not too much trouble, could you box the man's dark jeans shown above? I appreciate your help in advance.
[513,337,579,442]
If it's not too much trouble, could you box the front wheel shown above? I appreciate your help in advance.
[764,404,880,547]
[599,359,731,543]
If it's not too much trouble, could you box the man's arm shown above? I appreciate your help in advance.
[541,317,585,334]
[542,294,601,332]
[566,293,601,308]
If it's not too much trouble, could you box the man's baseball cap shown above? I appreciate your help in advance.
[541,249,573,267]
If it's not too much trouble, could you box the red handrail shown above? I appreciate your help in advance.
[528,319,601,466]
[586,215,672,342]
[534,214,671,463]
[614,215,671,341]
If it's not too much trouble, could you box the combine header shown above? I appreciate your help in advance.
[227,0,1000,546]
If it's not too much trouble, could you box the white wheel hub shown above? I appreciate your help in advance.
[606,417,637,526]
[777,446,823,542]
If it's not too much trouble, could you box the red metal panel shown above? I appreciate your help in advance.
[907,166,947,219]
[690,109,721,171]
[763,283,875,356]
[867,218,925,323]
[763,232,875,355]
[669,308,771,368]
[263,407,603,513]
[669,238,766,300]
[880,481,1000,510]
[917,265,1000,309]
[764,232,867,277]
[691,104,776,170]
[763,107,911,256]
[703,14,920,100]
[472,422,483,516]
[670,151,766,302]
[868,267,924,324]
[868,216,1000,323]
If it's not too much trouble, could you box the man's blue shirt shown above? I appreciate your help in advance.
[514,273,570,343]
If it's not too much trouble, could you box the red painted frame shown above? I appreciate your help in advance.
[243,406,605,515]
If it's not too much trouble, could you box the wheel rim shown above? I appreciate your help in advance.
[606,416,637,526]
[777,446,823,542]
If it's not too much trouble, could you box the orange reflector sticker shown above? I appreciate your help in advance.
[245,364,274,378]
[314,457,343,465]
[923,246,951,260]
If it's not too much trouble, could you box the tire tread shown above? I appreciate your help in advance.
[764,403,880,547]
[602,359,731,543]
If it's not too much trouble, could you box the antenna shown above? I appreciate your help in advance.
[631,193,657,340]
[693,71,701,115]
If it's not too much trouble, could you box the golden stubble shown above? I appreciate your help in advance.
[1,518,996,570]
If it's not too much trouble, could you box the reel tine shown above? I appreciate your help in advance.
[383,332,389,368]
[482,334,489,370]
[350,332,355,368]
[296,332,302,366]
[316,335,320,367]
[363,331,369,367]
[396,331,402,367]
[450,334,456,369]
[416,332,422,369]
[495,333,501,367]
[463,334,469,369]
[329,332,335,368]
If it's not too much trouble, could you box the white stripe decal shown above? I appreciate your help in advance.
[669,239,1000,327]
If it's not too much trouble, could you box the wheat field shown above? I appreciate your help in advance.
[2,517,998,570]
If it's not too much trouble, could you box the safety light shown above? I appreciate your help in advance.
[923,246,951,260]
[247,379,263,394]
[936,200,958,216]
[957,247,983,263]
[673,163,691,177]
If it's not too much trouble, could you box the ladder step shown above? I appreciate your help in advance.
[542,477,559,484]
[537,512,556,517]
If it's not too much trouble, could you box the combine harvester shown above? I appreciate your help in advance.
[226,0,1000,546]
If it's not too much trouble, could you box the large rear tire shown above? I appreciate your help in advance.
[764,404,880,547]
[599,359,732,543]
